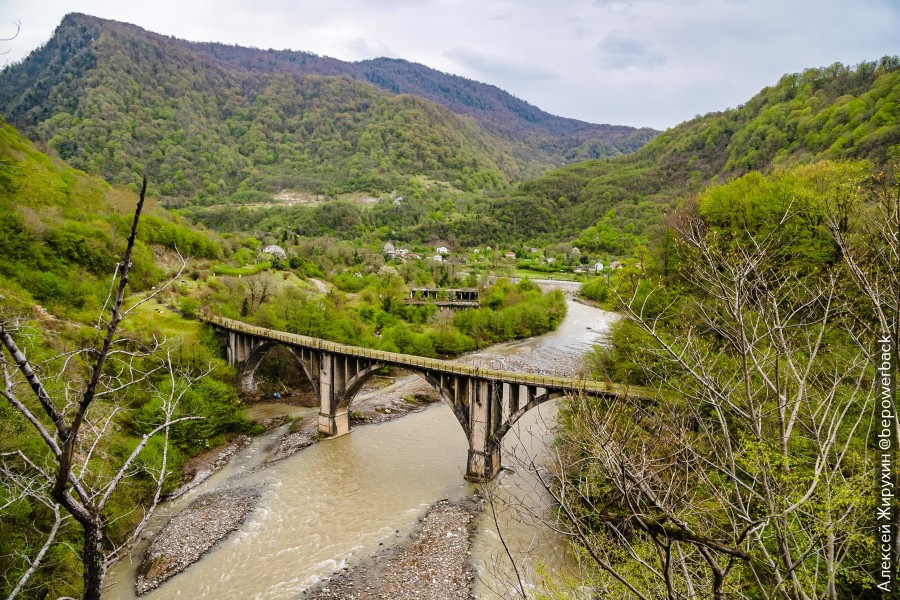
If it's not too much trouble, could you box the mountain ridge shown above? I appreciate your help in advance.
[0,12,655,202]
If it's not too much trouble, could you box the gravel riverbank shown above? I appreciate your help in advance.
[166,435,252,500]
[308,498,480,600]
[135,487,260,595]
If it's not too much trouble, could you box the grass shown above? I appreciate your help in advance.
[212,262,271,276]
[513,269,583,282]
[123,293,202,338]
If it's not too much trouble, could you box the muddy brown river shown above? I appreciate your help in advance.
[105,292,616,599]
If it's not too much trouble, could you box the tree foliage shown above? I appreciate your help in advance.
[558,162,898,599]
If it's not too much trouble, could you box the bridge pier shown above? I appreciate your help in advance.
[317,353,352,437]
[464,380,503,481]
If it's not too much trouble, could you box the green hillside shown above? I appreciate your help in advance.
[507,58,900,253]
[0,14,653,206]
[0,120,219,316]
[175,59,900,252]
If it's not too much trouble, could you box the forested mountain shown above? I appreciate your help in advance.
[497,57,900,253]
[0,13,654,204]
[182,59,900,251]
[2,13,896,254]
[187,45,655,158]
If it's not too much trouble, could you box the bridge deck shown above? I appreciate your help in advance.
[206,316,631,396]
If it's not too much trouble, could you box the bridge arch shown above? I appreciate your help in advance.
[238,341,320,399]
[494,388,566,440]
[322,361,474,440]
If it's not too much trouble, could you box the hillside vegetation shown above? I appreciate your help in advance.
[177,59,900,252]
[0,121,219,315]
[558,160,898,599]
[186,46,656,159]
[509,58,900,252]
[0,13,653,205]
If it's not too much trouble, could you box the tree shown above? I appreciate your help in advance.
[524,165,895,599]
[0,177,206,599]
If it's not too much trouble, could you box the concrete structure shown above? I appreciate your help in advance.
[206,316,630,481]
[406,288,479,308]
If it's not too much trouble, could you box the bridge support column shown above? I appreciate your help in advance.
[465,379,502,482]
[317,352,351,437]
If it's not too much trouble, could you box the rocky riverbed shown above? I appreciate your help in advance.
[167,435,252,499]
[308,498,480,600]
[135,487,260,594]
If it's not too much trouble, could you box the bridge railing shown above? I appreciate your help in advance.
[204,315,637,396]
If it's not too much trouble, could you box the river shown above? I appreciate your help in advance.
[105,292,615,599]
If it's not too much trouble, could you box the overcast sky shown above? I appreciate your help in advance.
[1,0,898,129]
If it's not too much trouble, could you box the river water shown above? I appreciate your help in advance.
[105,291,615,599]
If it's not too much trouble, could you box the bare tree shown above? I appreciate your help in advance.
[1,451,68,600]
[826,164,900,579]
[246,272,278,311]
[0,177,206,599]
[0,20,20,57]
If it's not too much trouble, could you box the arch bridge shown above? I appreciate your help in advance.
[206,316,626,481]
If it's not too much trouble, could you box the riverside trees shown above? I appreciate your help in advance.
[543,161,897,599]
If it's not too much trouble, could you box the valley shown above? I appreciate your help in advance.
[0,9,898,600]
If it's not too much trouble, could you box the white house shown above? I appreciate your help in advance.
[262,244,287,259]
[436,246,449,255]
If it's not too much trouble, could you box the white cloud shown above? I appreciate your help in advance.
[596,32,666,70]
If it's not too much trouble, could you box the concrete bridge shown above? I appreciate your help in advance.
[206,316,627,481]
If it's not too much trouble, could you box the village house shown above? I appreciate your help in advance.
[262,244,287,259]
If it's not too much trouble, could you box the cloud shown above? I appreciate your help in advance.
[596,31,665,70]
[347,37,394,60]
[445,47,557,84]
